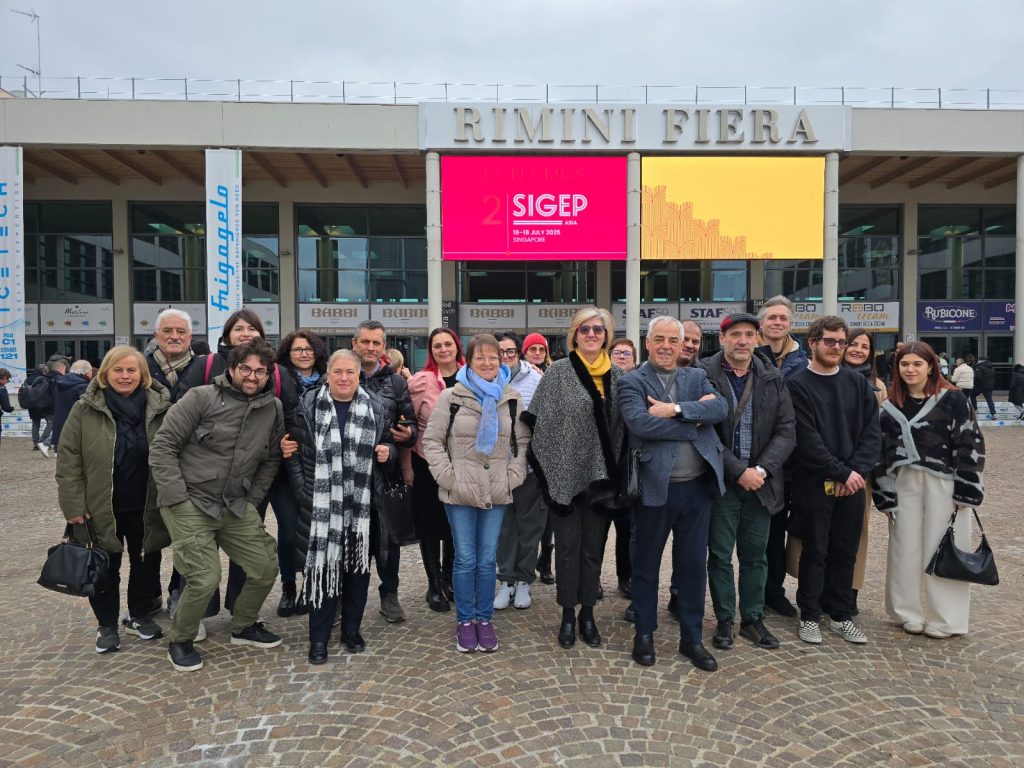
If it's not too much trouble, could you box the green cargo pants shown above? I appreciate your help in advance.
[160,500,279,644]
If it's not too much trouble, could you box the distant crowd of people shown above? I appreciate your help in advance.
[13,296,989,672]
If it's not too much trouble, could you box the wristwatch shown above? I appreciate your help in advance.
[673,403,682,415]
[754,465,768,479]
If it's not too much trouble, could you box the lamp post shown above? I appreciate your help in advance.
[11,8,41,98]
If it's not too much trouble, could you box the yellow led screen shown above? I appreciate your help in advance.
[642,157,825,260]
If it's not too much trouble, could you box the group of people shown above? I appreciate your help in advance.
[48,295,985,673]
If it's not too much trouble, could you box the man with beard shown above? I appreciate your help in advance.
[786,316,879,646]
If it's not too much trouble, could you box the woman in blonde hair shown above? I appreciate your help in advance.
[56,346,172,654]
[522,307,626,649]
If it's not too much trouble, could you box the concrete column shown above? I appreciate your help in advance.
[626,152,641,345]
[822,152,839,315]
[278,202,296,335]
[901,203,919,343]
[1015,155,1024,365]
[111,196,131,340]
[426,151,442,332]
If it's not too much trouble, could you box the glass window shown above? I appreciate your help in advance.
[983,207,1016,236]
[611,261,748,302]
[839,206,900,236]
[23,203,114,302]
[917,207,981,237]
[917,206,1015,304]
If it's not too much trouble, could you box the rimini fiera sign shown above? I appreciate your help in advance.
[419,104,851,152]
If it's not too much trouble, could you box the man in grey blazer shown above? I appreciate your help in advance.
[617,316,728,670]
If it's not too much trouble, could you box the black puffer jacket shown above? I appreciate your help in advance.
[973,359,995,393]
[285,385,396,567]
[1008,364,1024,407]
[360,364,417,447]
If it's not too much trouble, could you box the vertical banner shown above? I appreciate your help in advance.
[0,146,26,389]
[205,149,243,343]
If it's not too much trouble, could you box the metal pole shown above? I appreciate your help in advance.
[342,81,346,103]
[36,13,41,97]
[77,76,81,99]
[237,78,241,102]
[822,153,840,315]
[891,87,895,108]
[938,89,942,108]
[184,78,188,100]
[444,82,448,101]
[987,88,990,109]
[394,81,397,104]
[131,77,135,100]
[290,80,294,102]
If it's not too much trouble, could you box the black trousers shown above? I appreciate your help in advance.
[89,506,162,628]
[376,539,400,598]
[764,481,791,602]
[793,481,864,623]
[551,499,606,609]
[411,452,453,572]
[307,571,371,643]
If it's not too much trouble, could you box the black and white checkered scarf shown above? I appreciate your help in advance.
[301,385,377,609]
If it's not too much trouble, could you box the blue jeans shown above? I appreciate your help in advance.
[445,504,507,623]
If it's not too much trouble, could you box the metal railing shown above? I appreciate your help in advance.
[1,77,1023,109]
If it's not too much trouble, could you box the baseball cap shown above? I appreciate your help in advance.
[720,312,761,333]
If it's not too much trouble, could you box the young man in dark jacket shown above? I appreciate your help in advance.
[703,313,796,653]
[352,320,417,623]
[787,316,880,647]
[971,355,996,418]
[50,360,93,450]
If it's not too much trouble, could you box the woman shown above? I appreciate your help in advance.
[1008,363,1024,419]
[523,307,626,649]
[423,334,531,652]
[403,328,466,611]
[289,349,395,663]
[272,329,328,617]
[522,333,553,372]
[609,338,637,373]
[874,342,985,638]
[55,346,172,653]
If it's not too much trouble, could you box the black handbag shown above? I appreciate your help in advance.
[38,519,113,597]
[925,507,999,586]
[618,446,642,506]
[373,467,418,547]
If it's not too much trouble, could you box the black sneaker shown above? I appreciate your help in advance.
[168,640,203,672]
[230,622,283,648]
[712,618,734,650]
[739,617,781,649]
[764,594,798,618]
[95,626,121,654]
[122,615,164,640]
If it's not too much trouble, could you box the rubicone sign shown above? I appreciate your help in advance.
[441,156,627,261]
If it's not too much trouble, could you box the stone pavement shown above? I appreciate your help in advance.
[0,433,1021,768]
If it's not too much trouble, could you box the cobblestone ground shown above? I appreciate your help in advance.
[0,432,1021,768]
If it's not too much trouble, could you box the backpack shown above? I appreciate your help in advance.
[19,377,53,411]
[203,354,282,398]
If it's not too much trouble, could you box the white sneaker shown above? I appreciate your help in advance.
[39,444,50,458]
[798,620,822,644]
[923,625,952,639]
[194,619,207,643]
[493,582,514,610]
[512,581,531,609]
[829,618,868,644]
[902,621,925,635]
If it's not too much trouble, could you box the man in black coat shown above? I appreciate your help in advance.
[702,313,796,653]
[50,360,94,450]
[971,355,996,418]
[351,320,417,624]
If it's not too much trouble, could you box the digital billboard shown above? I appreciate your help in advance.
[441,156,627,261]
[642,157,825,260]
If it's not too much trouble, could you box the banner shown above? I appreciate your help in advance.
[205,149,243,342]
[39,303,114,335]
[0,146,26,388]
[918,301,983,333]
[642,157,824,260]
[441,156,627,261]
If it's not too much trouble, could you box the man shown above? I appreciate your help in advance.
[146,308,197,403]
[703,313,796,652]
[493,333,545,610]
[22,364,51,456]
[756,295,808,619]
[618,316,728,670]
[150,339,285,672]
[50,360,94,450]
[0,368,13,448]
[971,354,996,418]
[351,320,417,623]
[677,320,703,368]
[787,316,880,646]
[38,359,67,457]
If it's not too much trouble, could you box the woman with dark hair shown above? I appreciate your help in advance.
[403,327,466,611]
[874,342,985,638]
[179,308,268,395]
[423,334,531,652]
[271,329,328,616]
[56,346,172,653]
[609,338,637,373]
[523,307,626,649]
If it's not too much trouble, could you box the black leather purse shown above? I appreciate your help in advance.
[925,507,999,586]
[619,446,642,506]
[38,519,113,597]
[373,467,417,547]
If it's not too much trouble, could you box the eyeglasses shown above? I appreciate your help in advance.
[290,347,314,356]
[610,349,633,358]
[236,364,269,379]
[818,338,849,349]
[578,325,606,337]
[499,348,519,358]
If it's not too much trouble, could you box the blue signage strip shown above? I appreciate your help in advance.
[0,146,27,388]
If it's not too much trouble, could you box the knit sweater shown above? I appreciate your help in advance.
[872,388,985,512]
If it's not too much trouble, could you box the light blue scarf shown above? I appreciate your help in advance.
[456,364,510,456]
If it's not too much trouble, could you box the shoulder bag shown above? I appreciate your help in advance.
[38,519,113,597]
[925,507,999,586]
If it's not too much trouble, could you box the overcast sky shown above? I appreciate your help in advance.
[1,0,1021,100]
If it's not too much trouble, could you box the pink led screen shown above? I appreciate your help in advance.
[441,156,627,261]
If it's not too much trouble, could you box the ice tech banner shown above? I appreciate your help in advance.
[441,156,627,261]
[0,146,26,388]
[205,149,243,342]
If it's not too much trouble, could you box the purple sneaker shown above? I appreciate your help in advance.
[456,621,477,653]
[476,620,498,652]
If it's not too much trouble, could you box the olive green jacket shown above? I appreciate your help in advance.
[55,379,173,554]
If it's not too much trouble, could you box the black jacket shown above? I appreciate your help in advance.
[50,373,90,447]
[360,364,417,447]
[146,351,198,403]
[973,359,995,393]
[702,352,797,514]
[1009,364,1024,406]
[285,386,396,568]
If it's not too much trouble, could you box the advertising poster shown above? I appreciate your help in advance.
[134,303,207,336]
[38,304,114,335]
[441,156,627,261]
[205,149,243,342]
[918,302,984,333]
[642,157,824,260]
[680,302,748,333]
[985,302,1015,332]
[0,146,26,388]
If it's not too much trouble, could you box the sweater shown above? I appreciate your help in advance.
[872,388,985,512]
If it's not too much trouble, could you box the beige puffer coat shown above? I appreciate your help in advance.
[422,382,531,509]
